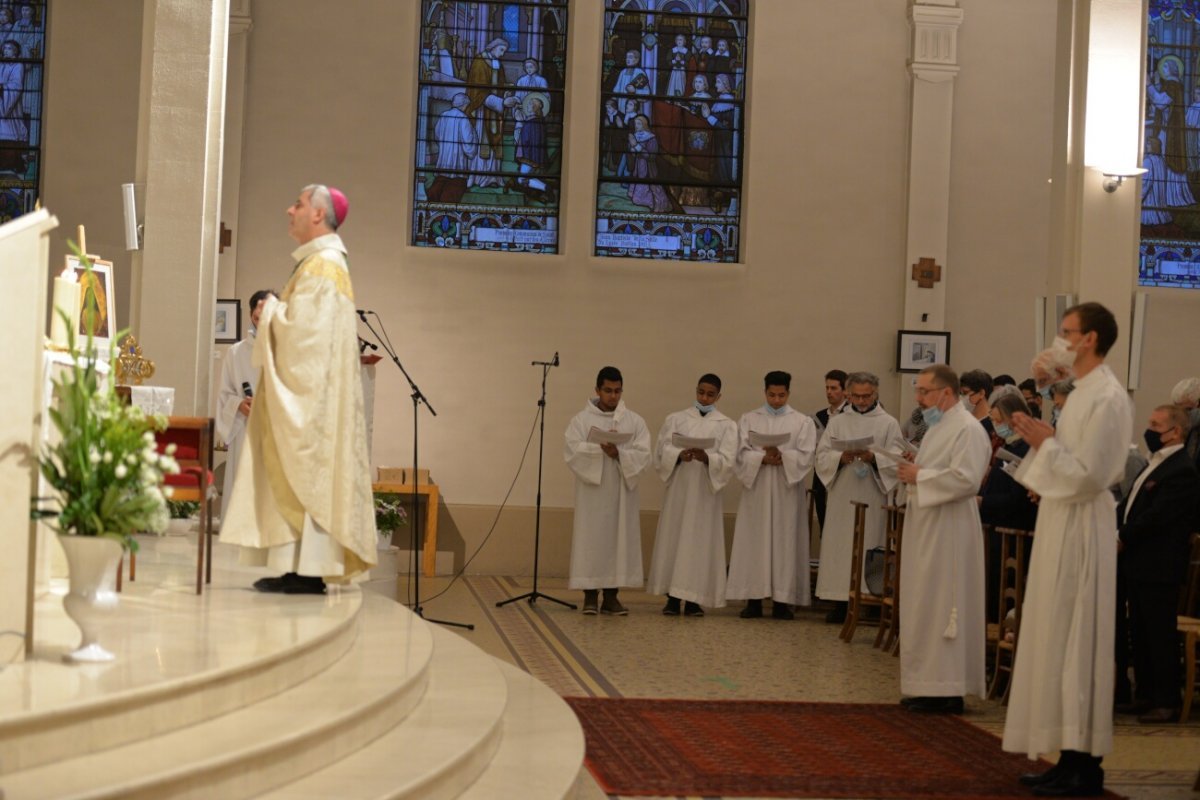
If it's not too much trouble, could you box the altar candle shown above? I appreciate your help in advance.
[49,267,79,349]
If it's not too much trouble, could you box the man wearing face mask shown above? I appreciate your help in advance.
[1002,302,1133,798]
[1115,405,1200,725]
[958,369,996,437]
[813,372,905,624]
[895,365,991,714]
[1170,377,1200,471]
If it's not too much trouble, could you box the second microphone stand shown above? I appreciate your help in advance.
[497,355,575,611]
[359,311,472,631]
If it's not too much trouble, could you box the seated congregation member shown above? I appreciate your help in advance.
[1171,376,1200,470]
[1116,405,1200,724]
[811,369,848,532]
[896,365,991,714]
[647,373,738,617]
[727,371,817,620]
[994,374,1017,388]
[1049,378,1074,427]
[1019,378,1044,420]
[813,371,905,624]
[563,366,652,616]
[959,369,996,438]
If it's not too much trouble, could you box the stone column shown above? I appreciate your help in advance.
[130,0,229,414]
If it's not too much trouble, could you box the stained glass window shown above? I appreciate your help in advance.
[0,1,46,224]
[412,0,567,254]
[1141,0,1200,288]
[594,0,748,263]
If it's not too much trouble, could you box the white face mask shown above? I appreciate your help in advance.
[961,395,975,412]
[1051,335,1073,355]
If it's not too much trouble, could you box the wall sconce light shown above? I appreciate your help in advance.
[1098,168,1147,193]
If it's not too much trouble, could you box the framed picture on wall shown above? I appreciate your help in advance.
[214,299,241,344]
[68,256,116,355]
[896,329,951,373]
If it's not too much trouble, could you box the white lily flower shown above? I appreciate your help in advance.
[114,464,128,479]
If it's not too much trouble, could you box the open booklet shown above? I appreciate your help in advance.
[672,433,716,450]
[828,435,874,452]
[587,427,633,446]
[995,447,1023,465]
[748,431,790,448]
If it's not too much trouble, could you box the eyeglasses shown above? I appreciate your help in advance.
[847,392,876,402]
[1059,328,1081,336]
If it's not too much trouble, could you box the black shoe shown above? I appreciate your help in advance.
[1019,764,1064,787]
[1032,768,1104,797]
[253,572,295,593]
[903,696,964,714]
[899,696,919,708]
[771,603,794,620]
[825,602,847,624]
[600,589,628,616]
[1115,700,1152,715]
[739,599,763,619]
[662,596,681,616]
[582,590,599,615]
[1137,707,1180,724]
[282,574,326,595]
[683,601,704,617]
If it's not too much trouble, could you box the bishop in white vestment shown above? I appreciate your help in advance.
[647,376,738,612]
[813,374,905,609]
[564,368,651,613]
[221,186,377,590]
[727,372,817,613]
[1003,303,1133,795]
[897,367,991,707]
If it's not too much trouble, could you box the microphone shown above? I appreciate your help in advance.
[241,381,253,398]
[532,352,560,367]
[358,336,378,352]
[553,351,560,367]
[356,309,371,319]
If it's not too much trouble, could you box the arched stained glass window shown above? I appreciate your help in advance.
[594,0,749,262]
[413,0,568,254]
[0,1,46,223]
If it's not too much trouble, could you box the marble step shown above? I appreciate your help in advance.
[260,624,510,799]
[1,593,434,800]
[0,575,361,775]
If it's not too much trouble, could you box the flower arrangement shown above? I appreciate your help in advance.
[374,493,409,532]
[31,246,179,552]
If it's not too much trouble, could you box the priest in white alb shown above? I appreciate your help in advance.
[215,289,275,517]
[726,370,817,619]
[647,373,738,616]
[813,371,905,623]
[1003,303,1133,798]
[220,184,377,594]
[895,365,991,714]
[564,366,651,616]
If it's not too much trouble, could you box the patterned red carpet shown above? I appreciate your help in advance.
[565,698,1125,799]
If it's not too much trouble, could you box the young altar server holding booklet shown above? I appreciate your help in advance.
[564,367,651,616]
[727,371,817,620]
[647,373,738,617]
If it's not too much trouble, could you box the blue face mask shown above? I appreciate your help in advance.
[995,422,1014,439]
[921,405,943,427]
[695,401,715,415]
[764,403,787,416]
[1038,386,1052,400]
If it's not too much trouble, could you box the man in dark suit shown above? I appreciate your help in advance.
[811,369,847,535]
[1117,404,1200,724]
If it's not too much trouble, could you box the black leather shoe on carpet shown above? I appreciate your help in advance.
[600,589,627,616]
[281,574,326,595]
[1031,768,1104,797]
[739,599,763,619]
[1019,764,1064,787]
[582,590,599,615]
[903,696,963,714]
[683,602,704,617]
[771,603,794,620]
[825,603,846,624]
[662,596,681,616]
[252,573,295,593]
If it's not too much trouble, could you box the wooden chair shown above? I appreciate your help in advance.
[988,525,1034,703]
[1178,532,1200,618]
[127,417,215,594]
[840,501,885,643]
[1180,616,1200,723]
[874,504,905,653]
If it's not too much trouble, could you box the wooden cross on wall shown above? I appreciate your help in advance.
[911,257,942,289]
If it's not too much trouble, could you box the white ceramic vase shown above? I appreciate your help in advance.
[57,534,124,663]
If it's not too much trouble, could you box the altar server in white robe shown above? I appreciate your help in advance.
[813,371,905,623]
[215,289,275,517]
[1002,302,1132,798]
[564,366,652,616]
[648,373,738,616]
[221,185,377,594]
[895,365,990,714]
[727,370,817,619]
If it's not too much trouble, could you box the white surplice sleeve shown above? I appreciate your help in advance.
[618,411,652,491]
[735,413,764,490]
[655,414,685,483]
[782,414,817,488]
[704,417,739,494]
[564,412,604,487]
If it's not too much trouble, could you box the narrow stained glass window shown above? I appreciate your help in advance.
[0,1,46,223]
[413,0,568,254]
[594,0,749,263]
[1141,0,1200,288]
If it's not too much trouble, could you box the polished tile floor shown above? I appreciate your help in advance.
[395,574,1200,800]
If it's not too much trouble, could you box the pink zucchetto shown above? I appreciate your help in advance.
[328,187,349,227]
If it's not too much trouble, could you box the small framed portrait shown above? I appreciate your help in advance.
[69,256,116,355]
[896,329,951,373]
[214,298,241,344]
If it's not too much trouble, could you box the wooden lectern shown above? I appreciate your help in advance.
[0,208,59,663]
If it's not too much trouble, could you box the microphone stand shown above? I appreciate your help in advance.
[497,353,575,610]
[359,311,473,631]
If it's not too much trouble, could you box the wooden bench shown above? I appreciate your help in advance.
[372,480,440,577]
